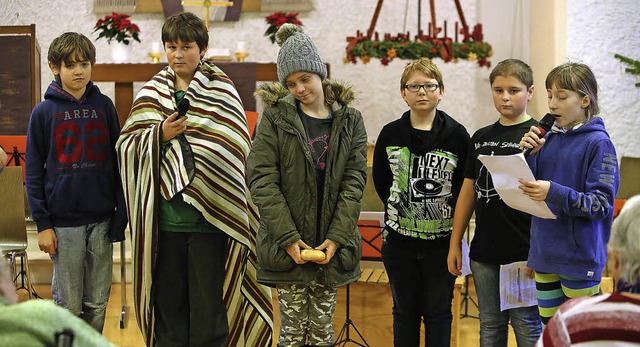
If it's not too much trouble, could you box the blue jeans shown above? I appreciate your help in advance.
[382,241,455,347]
[51,220,113,332]
[470,260,541,347]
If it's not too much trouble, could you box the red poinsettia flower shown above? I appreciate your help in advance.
[93,13,141,45]
[264,12,303,44]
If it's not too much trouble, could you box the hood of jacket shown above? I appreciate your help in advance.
[255,79,356,109]
[395,109,467,156]
[44,80,101,104]
[550,116,609,137]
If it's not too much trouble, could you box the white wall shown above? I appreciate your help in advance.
[1,0,638,158]
[566,0,640,159]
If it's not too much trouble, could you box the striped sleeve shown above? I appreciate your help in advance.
[537,293,640,346]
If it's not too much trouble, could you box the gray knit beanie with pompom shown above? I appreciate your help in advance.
[275,23,327,85]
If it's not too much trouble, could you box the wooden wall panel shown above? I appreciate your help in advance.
[0,25,40,136]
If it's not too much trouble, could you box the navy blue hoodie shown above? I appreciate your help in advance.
[526,117,619,281]
[25,81,126,241]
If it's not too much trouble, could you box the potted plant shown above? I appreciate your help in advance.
[93,12,141,62]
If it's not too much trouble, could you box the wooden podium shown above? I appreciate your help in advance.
[93,62,280,126]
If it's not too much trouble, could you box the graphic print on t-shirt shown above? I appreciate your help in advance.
[385,146,458,240]
[473,139,521,203]
[475,163,500,202]
[308,133,330,171]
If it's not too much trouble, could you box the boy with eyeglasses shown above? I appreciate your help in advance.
[372,57,470,346]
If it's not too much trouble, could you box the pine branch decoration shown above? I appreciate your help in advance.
[614,54,640,87]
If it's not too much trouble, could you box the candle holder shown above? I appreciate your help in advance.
[148,52,163,63]
[235,52,249,62]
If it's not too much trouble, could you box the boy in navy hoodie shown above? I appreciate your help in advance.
[25,32,126,333]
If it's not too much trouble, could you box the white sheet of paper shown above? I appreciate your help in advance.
[499,261,537,311]
[478,153,556,219]
[459,236,472,277]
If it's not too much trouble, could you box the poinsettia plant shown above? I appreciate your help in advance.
[264,12,303,44]
[93,13,141,45]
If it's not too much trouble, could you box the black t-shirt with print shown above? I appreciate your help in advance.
[465,118,537,264]
[299,109,333,230]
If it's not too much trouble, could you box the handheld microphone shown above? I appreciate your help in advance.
[176,98,190,119]
[523,113,555,157]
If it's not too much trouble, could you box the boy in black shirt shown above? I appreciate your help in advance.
[447,59,542,347]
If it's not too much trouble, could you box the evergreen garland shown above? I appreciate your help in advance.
[345,39,492,68]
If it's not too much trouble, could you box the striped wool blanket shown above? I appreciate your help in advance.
[116,62,273,346]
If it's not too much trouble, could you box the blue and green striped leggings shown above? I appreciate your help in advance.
[535,272,600,325]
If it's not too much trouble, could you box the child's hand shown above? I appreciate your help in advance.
[285,240,312,264]
[314,239,337,265]
[38,228,57,255]
[161,112,188,142]
[518,179,550,201]
[520,126,546,155]
[447,246,463,276]
[525,267,536,279]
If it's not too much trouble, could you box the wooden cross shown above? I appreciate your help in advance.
[181,0,234,29]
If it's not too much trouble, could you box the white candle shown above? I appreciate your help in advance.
[236,41,247,53]
[152,41,162,54]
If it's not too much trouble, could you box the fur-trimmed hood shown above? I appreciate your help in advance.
[254,79,356,107]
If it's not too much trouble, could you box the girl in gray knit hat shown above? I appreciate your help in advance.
[248,23,368,347]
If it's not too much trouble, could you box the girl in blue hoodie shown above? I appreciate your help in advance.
[519,62,620,325]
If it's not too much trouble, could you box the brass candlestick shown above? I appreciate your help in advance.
[148,52,163,63]
[235,52,249,62]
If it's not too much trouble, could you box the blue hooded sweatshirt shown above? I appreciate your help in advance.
[526,116,619,281]
[25,81,126,241]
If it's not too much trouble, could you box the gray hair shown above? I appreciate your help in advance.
[608,195,640,284]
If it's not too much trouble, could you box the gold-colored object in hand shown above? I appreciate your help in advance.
[148,52,163,63]
[300,249,326,261]
[235,52,249,62]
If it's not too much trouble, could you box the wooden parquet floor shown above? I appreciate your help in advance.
[19,279,517,347]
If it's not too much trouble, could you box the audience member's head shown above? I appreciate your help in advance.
[608,195,640,288]
[536,195,640,347]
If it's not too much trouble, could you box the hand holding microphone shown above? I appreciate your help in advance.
[162,98,190,142]
[176,98,190,119]
[521,113,555,157]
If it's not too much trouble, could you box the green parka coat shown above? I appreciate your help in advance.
[247,80,367,288]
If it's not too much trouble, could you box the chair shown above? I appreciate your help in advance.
[244,110,259,139]
[0,166,36,298]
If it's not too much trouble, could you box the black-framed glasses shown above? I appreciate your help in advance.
[404,83,439,93]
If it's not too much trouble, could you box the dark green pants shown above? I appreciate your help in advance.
[153,231,229,347]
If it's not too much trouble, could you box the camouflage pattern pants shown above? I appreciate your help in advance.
[276,281,337,347]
